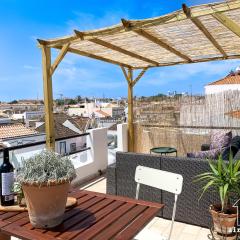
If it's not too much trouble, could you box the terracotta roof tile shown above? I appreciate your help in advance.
[36,113,83,139]
[0,124,38,140]
[95,110,111,117]
[208,74,240,86]
[72,117,89,132]
[225,110,240,119]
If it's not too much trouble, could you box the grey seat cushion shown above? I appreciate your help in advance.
[222,136,240,160]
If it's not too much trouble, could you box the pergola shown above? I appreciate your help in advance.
[38,0,240,151]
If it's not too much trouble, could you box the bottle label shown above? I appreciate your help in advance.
[3,195,14,201]
[1,172,14,196]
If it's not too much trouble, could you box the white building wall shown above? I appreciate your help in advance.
[4,134,45,147]
[205,84,240,95]
[68,103,96,117]
[55,136,86,154]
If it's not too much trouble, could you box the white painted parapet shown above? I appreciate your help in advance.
[117,123,128,152]
[87,127,108,170]
[73,127,108,185]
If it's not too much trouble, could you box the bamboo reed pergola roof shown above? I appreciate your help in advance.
[38,0,240,151]
[38,0,240,69]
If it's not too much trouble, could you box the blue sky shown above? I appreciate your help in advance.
[1,0,240,101]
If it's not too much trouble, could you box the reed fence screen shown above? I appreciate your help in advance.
[134,90,240,156]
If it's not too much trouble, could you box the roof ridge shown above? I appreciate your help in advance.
[207,74,240,86]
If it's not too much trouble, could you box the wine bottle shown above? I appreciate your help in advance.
[0,149,14,206]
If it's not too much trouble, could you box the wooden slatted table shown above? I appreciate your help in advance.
[0,190,164,240]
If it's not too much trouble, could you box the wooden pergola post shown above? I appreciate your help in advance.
[38,40,70,150]
[127,68,134,152]
[121,66,148,152]
[40,45,55,150]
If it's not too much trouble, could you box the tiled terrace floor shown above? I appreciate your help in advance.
[80,176,210,240]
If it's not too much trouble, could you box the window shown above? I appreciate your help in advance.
[70,143,77,153]
[59,141,66,155]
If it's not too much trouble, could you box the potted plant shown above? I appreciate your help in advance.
[195,155,240,240]
[16,150,76,228]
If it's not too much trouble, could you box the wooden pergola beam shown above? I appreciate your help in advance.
[40,45,55,150]
[50,43,70,76]
[37,36,78,48]
[133,28,192,62]
[133,54,240,69]
[132,67,148,86]
[212,12,240,38]
[75,33,159,66]
[182,4,228,58]
[120,66,130,84]
[54,45,133,69]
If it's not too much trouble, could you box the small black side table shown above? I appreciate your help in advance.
[150,147,177,156]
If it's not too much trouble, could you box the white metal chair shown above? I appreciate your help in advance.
[134,166,183,240]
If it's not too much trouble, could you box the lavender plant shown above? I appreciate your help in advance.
[16,150,76,186]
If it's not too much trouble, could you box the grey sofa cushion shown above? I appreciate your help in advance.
[187,148,222,159]
[222,136,240,160]
[210,131,232,150]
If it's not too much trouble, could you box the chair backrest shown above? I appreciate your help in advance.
[135,165,183,240]
[135,166,183,195]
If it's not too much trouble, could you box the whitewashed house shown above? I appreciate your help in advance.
[35,113,86,155]
[205,67,240,95]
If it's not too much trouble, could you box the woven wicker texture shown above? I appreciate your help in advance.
[115,152,163,218]
[107,152,222,228]
[106,164,117,195]
[161,156,219,228]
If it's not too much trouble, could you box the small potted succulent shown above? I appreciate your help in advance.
[12,182,24,206]
[16,150,76,228]
[195,155,240,240]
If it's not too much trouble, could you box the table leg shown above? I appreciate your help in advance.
[0,232,11,240]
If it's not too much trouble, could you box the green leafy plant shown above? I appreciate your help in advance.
[12,182,24,206]
[16,150,76,186]
[195,154,240,213]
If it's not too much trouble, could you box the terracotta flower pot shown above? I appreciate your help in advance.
[22,181,70,228]
[210,204,237,240]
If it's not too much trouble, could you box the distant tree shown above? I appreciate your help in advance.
[173,93,183,99]
[9,100,18,104]
[40,100,44,104]
[76,95,82,103]
[146,93,167,101]
[55,99,64,106]
[68,99,77,105]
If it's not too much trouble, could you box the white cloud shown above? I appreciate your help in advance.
[23,65,39,70]
[66,11,128,33]
[141,60,240,87]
